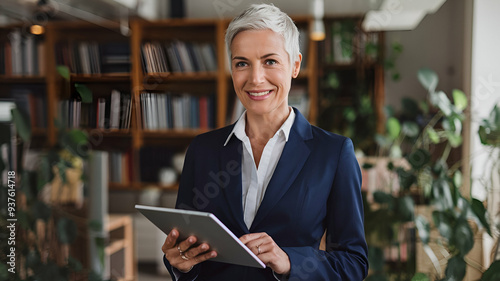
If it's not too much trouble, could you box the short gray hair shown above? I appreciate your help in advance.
[225,4,300,68]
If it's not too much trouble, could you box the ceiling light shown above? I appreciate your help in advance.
[30,24,45,35]
[310,0,325,41]
[311,19,325,41]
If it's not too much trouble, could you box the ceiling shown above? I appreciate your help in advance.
[0,0,446,31]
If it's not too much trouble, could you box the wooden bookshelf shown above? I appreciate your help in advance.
[0,16,384,191]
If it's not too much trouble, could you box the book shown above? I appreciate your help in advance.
[97,98,106,129]
[110,89,121,129]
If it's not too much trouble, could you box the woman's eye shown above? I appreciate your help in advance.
[235,61,247,67]
[265,59,277,65]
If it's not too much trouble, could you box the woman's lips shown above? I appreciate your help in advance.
[246,90,273,100]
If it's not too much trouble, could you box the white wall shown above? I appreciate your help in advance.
[384,0,466,110]
[470,0,500,203]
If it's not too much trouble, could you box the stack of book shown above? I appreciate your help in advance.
[140,92,214,130]
[11,88,47,129]
[1,29,45,76]
[58,89,132,129]
[55,41,130,74]
[141,40,217,74]
[108,150,133,184]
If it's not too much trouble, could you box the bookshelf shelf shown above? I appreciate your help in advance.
[83,129,132,137]
[143,72,218,83]
[142,129,209,138]
[140,182,179,191]
[0,76,46,84]
[109,182,137,190]
[70,74,131,83]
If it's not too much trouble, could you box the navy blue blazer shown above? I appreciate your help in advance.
[164,108,368,281]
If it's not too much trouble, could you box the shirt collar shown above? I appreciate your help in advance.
[224,107,296,146]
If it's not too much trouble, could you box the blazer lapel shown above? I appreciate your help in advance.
[251,109,312,229]
[220,135,249,233]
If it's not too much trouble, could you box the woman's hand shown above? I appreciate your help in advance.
[240,232,291,275]
[162,228,217,272]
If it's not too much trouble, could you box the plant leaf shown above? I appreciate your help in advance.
[397,167,417,190]
[430,91,453,116]
[432,210,454,240]
[57,65,71,81]
[426,127,440,144]
[397,195,415,222]
[407,149,431,170]
[387,117,401,140]
[411,273,430,281]
[452,218,474,256]
[375,134,391,148]
[402,121,420,138]
[418,68,439,93]
[482,260,500,281]
[75,83,93,103]
[445,132,463,148]
[471,198,491,236]
[402,98,420,120]
[415,215,430,244]
[419,100,429,115]
[95,237,106,272]
[373,191,395,209]
[453,170,463,189]
[432,179,454,211]
[445,256,466,280]
[11,107,31,142]
[452,89,467,111]
[389,145,402,158]
[60,129,89,158]
[384,105,395,118]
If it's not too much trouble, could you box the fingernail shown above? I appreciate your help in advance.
[188,237,194,243]
[201,245,208,250]
[211,252,216,257]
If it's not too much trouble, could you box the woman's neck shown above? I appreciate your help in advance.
[245,106,291,141]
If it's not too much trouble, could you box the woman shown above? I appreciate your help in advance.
[162,4,368,280]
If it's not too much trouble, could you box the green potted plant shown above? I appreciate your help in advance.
[364,68,496,280]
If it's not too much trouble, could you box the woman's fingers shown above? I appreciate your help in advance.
[240,232,291,275]
[240,232,270,255]
[176,235,198,253]
[162,228,179,253]
[186,244,217,263]
[162,230,218,272]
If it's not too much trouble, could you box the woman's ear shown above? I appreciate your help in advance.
[292,53,302,78]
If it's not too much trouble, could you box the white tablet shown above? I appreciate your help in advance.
[135,204,266,268]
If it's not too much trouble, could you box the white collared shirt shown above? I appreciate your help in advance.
[224,107,296,229]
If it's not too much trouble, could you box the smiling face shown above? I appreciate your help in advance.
[230,29,301,118]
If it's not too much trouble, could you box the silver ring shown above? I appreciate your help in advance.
[177,245,184,254]
[257,245,261,254]
[181,254,189,261]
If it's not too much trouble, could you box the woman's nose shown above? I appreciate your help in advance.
[249,65,265,84]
